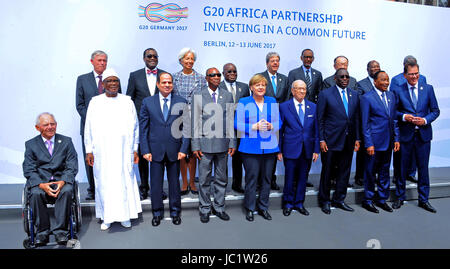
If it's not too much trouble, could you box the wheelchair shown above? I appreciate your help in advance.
[22,180,82,249]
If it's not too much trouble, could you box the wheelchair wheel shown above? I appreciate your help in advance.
[23,239,34,249]
[73,181,82,232]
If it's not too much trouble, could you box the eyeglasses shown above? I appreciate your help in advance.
[226,70,237,74]
[104,79,120,83]
[145,54,158,59]
[406,72,419,77]
[207,73,221,78]
[292,87,306,91]
[339,75,350,79]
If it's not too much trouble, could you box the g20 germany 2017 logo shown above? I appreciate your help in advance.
[138,3,188,23]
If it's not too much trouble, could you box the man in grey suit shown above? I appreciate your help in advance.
[323,56,357,90]
[219,63,250,194]
[76,50,120,200]
[258,52,289,190]
[23,113,78,246]
[126,48,168,200]
[192,67,236,223]
[287,49,323,103]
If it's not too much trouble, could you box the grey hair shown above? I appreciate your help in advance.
[36,112,56,125]
[265,52,280,64]
[403,55,417,66]
[178,47,197,62]
[91,50,108,60]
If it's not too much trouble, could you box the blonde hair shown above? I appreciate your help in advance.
[249,74,268,87]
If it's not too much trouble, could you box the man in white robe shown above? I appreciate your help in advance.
[84,68,142,230]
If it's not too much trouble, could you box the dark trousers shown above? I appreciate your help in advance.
[241,153,276,211]
[318,139,354,205]
[395,132,431,203]
[355,141,365,180]
[231,149,244,189]
[150,154,181,217]
[393,144,417,182]
[138,145,150,193]
[29,184,73,237]
[363,149,392,204]
[81,134,95,194]
[283,147,311,208]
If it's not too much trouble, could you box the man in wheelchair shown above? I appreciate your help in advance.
[23,112,78,246]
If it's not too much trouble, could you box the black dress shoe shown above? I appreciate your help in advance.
[200,213,210,223]
[245,210,254,221]
[162,192,168,200]
[282,208,292,216]
[321,203,331,215]
[180,188,189,196]
[85,192,95,201]
[331,202,354,212]
[294,206,310,216]
[55,233,68,245]
[270,182,280,191]
[190,189,199,195]
[257,210,272,220]
[306,182,314,187]
[172,215,182,225]
[35,235,49,246]
[152,216,162,226]
[330,181,336,190]
[407,175,418,183]
[212,208,230,221]
[375,202,393,212]
[347,183,354,188]
[140,192,148,200]
[362,203,379,213]
[392,200,404,209]
[418,201,437,213]
[355,178,364,186]
[232,186,245,194]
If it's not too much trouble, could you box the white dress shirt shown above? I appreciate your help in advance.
[159,92,171,113]
[145,67,157,96]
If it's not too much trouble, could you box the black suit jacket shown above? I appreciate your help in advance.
[76,71,122,135]
[356,77,375,96]
[258,71,290,103]
[126,67,167,118]
[322,75,357,91]
[23,134,78,188]
[287,66,323,103]
[218,80,250,103]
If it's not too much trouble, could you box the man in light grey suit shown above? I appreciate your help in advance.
[219,63,250,194]
[323,55,357,90]
[192,67,236,223]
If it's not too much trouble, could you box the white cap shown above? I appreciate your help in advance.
[102,68,119,81]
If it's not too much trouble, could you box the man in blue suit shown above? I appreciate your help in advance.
[279,80,319,216]
[317,69,360,214]
[354,60,381,187]
[139,72,190,226]
[391,63,440,213]
[360,71,400,213]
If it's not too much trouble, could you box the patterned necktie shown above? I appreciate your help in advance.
[381,92,389,115]
[212,92,216,103]
[45,140,53,156]
[298,103,304,126]
[230,83,236,102]
[271,75,277,94]
[305,69,311,91]
[97,75,103,94]
[410,86,418,109]
[163,98,169,121]
[341,89,348,116]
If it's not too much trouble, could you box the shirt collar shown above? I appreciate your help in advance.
[302,65,311,73]
[267,70,277,77]
[41,135,55,144]
[159,92,171,101]
[336,85,346,93]
[208,87,218,97]
[293,98,305,108]
[407,82,418,89]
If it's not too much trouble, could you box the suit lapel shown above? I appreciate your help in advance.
[52,134,62,157]
[403,84,416,112]
[89,72,98,95]
[333,87,347,117]
[346,88,355,118]
[139,69,151,95]
[36,136,51,159]
[154,95,165,121]
[416,82,426,111]
[288,99,302,126]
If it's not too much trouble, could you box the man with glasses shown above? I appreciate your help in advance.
[317,69,360,214]
[126,48,168,200]
[391,63,440,213]
[219,63,250,194]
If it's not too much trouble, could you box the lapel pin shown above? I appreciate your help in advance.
[238,88,241,91]
[307,106,310,109]
[420,86,423,90]
[313,72,316,75]
[58,140,62,143]
[349,94,352,97]
[220,96,222,99]
[388,99,391,102]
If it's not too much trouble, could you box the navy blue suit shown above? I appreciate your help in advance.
[139,93,190,217]
[361,89,399,204]
[393,82,439,203]
[279,99,319,208]
[317,86,360,205]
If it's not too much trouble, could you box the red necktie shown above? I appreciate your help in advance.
[147,69,157,75]
[97,75,103,94]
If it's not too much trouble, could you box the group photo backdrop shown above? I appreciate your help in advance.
[1,0,449,184]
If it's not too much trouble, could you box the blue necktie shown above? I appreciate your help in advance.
[271,75,277,94]
[163,98,169,121]
[410,86,417,109]
[298,103,304,126]
[381,92,389,115]
[341,89,348,116]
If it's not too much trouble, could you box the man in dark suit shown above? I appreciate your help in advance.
[139,72,190,226]
[287,49,323,103]
[354,60,381,186]
[23,113,78,246]
[258,52,289,190]
[360,71,399,213]
[219,63,250,194]
[323,56,357,90]
[391,63,440,213]
[317,68,360,214]
[76,50,119,200]
[390,56,427,185]
[126,48,168,200]
[192,67,236,223]
[278,80,320,217]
